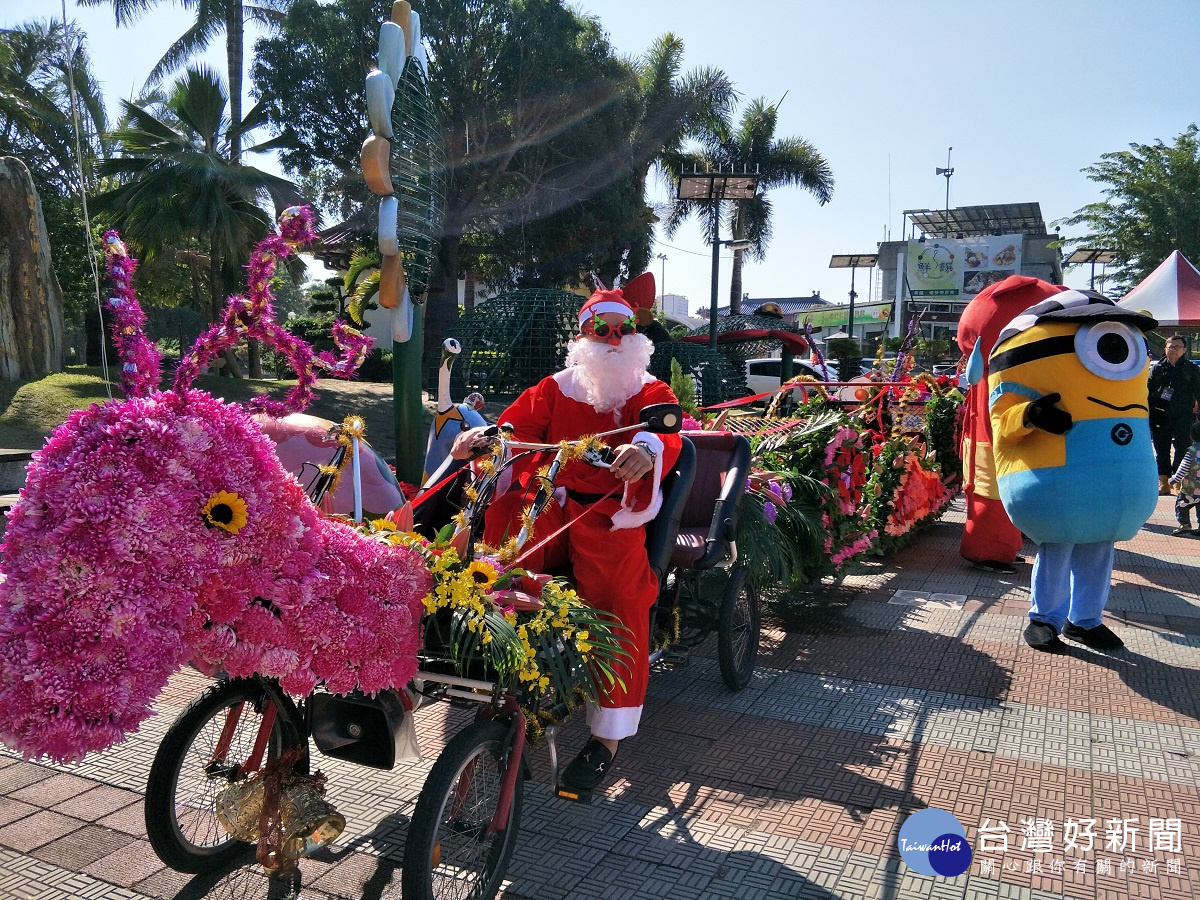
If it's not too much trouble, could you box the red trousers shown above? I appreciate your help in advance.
[483,490,656,740]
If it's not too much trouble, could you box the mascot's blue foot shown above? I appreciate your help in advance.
[1024,620,1066,653]
[1062,622,1124,651]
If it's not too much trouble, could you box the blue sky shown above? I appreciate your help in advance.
[11,0,1200,311]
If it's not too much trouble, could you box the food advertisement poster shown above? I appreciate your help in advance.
[906,234,1022,302]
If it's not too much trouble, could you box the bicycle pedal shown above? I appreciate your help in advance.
[553,782,594,804]
[658,649,690,669]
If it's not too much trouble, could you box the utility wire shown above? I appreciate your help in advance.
[61,0,112,398]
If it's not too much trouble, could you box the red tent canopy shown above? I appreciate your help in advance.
[677,329,809,353]
[1117,250,1200,327]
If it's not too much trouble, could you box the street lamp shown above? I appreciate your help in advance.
[676,167,760,345]
[829,253,879,344]
[1065,247,1118,291]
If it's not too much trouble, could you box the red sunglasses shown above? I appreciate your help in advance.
[582,317,637,343]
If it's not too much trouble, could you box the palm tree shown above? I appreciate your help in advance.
[625,33,735,217]
[664,96,833,314]
[76,0,289,166]
[94,66,298,376]
[0,19,108,192]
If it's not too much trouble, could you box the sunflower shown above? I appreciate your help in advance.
[465,560,498,589]
[201,490,248,534]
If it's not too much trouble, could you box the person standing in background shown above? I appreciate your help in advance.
[1149,335,1200,494]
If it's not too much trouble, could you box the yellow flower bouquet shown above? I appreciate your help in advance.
[356,518,632,717]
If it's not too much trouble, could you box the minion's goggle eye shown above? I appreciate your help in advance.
[1074,321,1146,381]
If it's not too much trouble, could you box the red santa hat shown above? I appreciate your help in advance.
[577,271,657,328]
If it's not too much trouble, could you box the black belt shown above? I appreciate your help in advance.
[566,490,606,505]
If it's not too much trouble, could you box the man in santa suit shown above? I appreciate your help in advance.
[451,273,681,794]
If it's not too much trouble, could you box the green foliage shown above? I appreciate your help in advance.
[923,388,963,481]
[356,348,393,383]
[825,337,860,379]
[668,358,698,414]
[746,410,862,587]
[93,66,298,322]
[0,20,108,193]
[883,337,906,353]
[916,337,951,362]
[1064,124,1200,293]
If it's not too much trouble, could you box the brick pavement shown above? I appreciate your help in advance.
[0,494,1196,899]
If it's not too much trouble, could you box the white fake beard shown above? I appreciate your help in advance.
[565,333,655,414]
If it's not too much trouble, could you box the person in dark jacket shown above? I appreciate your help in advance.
[1149,335,1200,493]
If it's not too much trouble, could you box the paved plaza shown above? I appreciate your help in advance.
[0,494,1197,899]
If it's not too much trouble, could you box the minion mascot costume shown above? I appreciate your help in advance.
[988,290,1159,653]
[959,276,1067,572]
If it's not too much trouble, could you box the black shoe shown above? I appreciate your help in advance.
[560,739,615,793]
[971,559,1017,575]
[1023,620,1065,653]
[1062,621,1124,651]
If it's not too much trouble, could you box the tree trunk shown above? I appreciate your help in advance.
[208,238,243,378]
[0,157,65,379]
[729,248,744,315]
[248,338,262,379]
[226,2,244,167]
[422,235,461,391]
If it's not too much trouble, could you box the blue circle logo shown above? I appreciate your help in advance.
[898,809,972,876]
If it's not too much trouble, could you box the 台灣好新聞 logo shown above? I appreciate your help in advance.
[898,808,972,876]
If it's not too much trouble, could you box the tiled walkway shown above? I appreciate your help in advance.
[0,494,1196,899]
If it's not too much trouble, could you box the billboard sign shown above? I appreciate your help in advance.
[806,303,892,328]
[906,234,1022,302]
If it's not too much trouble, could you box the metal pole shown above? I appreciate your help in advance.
[709,203,720,347]
[847,266,857,344]
[393,304,425,486]
[1089,261,1096,291]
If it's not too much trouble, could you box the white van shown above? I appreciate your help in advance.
[744,357,832,400]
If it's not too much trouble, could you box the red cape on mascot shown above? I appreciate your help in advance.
[958,275,1067,569]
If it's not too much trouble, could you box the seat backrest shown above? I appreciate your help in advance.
[411,454,471,537]
[645,438,696,581]
[678,431,752,570]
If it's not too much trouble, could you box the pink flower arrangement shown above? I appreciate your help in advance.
[0,391,429,763]
[0,212,426,764]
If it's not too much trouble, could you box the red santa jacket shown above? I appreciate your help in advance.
[498,370,683,529]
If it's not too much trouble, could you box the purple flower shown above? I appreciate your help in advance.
[763,500,778,524]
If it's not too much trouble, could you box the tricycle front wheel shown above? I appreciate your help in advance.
[403,719,524,900]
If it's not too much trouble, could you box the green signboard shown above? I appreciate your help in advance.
[805,303,892,328]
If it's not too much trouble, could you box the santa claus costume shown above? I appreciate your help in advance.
[482,274,682,781]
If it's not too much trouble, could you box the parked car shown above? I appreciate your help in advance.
[744,358,834,402]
